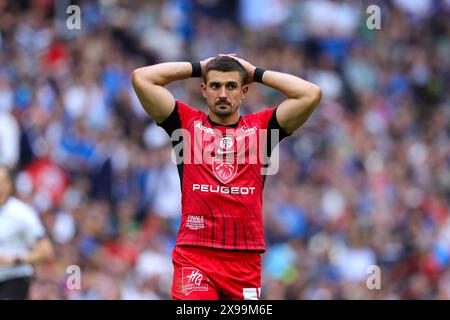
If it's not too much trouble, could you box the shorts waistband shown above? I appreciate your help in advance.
[175,245,261,262]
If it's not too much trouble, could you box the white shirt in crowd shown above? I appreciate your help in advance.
[0,197,45,282]
[0,111,20,168]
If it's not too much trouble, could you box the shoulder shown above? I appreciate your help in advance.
[175,100,206,128]
[176,100,204,116]
[4,197,39,221]
[242,108,276,126]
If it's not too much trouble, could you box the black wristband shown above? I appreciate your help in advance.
[190,62,201,77]
[253,67,266,83]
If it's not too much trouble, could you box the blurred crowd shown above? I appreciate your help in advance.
[0,0,449,299]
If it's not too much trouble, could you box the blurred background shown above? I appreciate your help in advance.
[0,0,449,299]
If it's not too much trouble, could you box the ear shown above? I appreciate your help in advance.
[241,85,249,99]
[201,82,207,98]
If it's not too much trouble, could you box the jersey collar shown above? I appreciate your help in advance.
[207,115,240,128]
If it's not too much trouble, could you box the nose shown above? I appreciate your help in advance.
[218,86,227,99]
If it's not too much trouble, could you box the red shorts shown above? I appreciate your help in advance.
[171,246,261,300]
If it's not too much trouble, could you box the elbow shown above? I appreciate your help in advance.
[309,84,322,106]
[132,67,158,90]
[131,68,143,88]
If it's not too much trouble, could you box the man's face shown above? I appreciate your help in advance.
[201,71,248,118]
[0,167,12,205]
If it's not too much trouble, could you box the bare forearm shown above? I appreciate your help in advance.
[133,62,193,86]
[204,55,321,134]
[23,238,54,265]
[0,238,53,266]
[259,70,321,133]
[260,70,320,100]
[131,62,194,123]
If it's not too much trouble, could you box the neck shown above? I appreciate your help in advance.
[208,112,240,126]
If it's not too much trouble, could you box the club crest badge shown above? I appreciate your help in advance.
[212,157,237,184]
[217,136,234,154]
[212,136,238,183]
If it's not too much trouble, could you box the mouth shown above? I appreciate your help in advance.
[216,102,231,109]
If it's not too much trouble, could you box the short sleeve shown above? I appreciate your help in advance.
[253,107,291,141]
[267,107,291,142]
[157,100,203,136]
[253,108,292,164]
[157,102,181,137]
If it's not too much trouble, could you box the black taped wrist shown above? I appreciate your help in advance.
[253,67,266,83]
[190,62,201,77]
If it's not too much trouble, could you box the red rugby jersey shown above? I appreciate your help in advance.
[158,101,290,252]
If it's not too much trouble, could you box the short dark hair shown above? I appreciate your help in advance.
[203,56,248,85]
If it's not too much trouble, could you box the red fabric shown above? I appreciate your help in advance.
[103,241,139,266]
[171,246,261,300]
[175,101,274,252]
[26,158,69,205]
